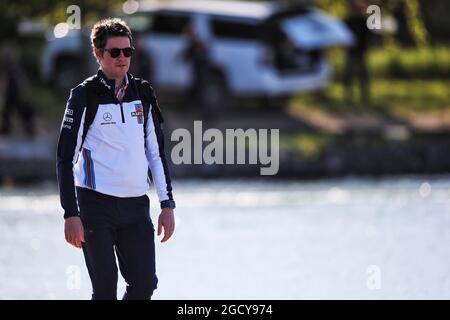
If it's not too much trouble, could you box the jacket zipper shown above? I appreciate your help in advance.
[120,102,125,123]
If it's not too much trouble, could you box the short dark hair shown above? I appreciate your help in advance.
[90,18,133,49]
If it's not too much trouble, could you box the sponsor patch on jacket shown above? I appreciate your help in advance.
[63,116,73,123]
[131,104,144,124]
[100,112,116,125]
[99,77,112,90]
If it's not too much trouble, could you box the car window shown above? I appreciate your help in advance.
[211,18,260,40]
[150,12,191,35]
[122,13,153,33]
[278,10,354,49]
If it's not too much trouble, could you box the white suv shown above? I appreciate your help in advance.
[41,0,353,111]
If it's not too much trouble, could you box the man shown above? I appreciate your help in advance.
[0,48,36,137]
[181,22,211,112]
[56,18,176,300]
[343,0,372,106]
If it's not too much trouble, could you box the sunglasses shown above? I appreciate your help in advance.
[102,47,134,58]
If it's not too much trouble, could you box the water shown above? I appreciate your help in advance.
[1,176,450,299]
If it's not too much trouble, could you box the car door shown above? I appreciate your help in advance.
[146,11,193,89]
[209,16,265,94]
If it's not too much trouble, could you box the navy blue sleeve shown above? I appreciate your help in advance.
[56,85,86,219]
[145,87,175,209]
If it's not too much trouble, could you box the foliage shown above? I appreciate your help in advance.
[0,0,124,40]
[292,79,450,116]
[330,46,450,79]
[313,0,429,46]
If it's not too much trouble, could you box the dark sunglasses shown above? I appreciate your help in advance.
[102,47,134,58]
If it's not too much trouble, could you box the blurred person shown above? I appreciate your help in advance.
[180,22,211,112]
[0,48,36,137]
[56,18,176,300]
[129,33,153,83]
[343,0,373,106]
[273,32,298,71]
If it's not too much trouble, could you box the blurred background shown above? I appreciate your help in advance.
[0,0,450,299]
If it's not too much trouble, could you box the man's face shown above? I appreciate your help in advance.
[95,36,132,81]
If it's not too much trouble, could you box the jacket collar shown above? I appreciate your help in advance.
[96,69,132,93]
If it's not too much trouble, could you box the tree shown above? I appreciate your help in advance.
[1,0,124,40]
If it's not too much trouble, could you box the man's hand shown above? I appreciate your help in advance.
[157,208,175,243]
[64,216,85,249]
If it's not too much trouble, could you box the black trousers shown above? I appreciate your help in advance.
[343,52,370,105]
[1,95,35,136]
[76,187,158,300]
